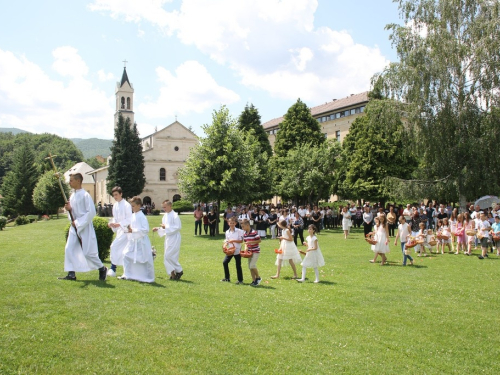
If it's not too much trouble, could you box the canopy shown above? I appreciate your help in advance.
[474,195,499,210]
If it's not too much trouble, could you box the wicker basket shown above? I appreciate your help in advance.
[405,240,417,248]
[466,229,476,236]
[492,234,500,242]
[428,240,438,246]
[274,248,283,254]
[365,234,377,245]
[222,241,236,256]
[437,234,449,240]
[240,250,253,258]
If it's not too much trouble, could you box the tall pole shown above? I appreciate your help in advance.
[45,153,82,248]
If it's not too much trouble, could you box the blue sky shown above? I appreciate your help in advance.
[0,0,401,139]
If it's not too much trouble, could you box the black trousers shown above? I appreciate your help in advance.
[363,221,372,237]
[209,223,216,236]
[294,228,305,246]
[203,224,209,234]
[195,220,202,235]
[223,254,243,282]
[388,223,397,237]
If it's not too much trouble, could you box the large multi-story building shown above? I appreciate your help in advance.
[263,91,368,146]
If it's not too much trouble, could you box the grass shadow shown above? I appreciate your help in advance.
[77,280,116,289]
[316,280,336,285]
[169,279,195,284]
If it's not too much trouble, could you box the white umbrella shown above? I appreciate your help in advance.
[474,195,499,210]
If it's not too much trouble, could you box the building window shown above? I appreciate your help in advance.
[121,97,125,109]
[351,109,356,115]
[360,106,365,113]
[339,111,345,118]
[330,114,335,120]
[336,131,341,142]
[317,118,322,123]
[174,146,179,151]
[324,133,328,138]
[127,97,131,109]
[345,110,350,117]
[336,113,341,119]
[322,116,327,122]
[160,168,166,181]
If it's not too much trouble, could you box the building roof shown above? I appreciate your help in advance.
[64,162,95,184]
[262,91,369,129]
[120,67,131,88]
[141,120,198,140]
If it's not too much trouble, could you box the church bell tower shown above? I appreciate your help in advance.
[115,61,134,129]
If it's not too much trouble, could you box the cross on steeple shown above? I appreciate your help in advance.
[122,59,128,68]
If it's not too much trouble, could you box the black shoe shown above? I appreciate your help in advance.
[174,271,183,280]
[478,255,484,259]
[58,275,76,281]
[99,266,108,281]
[256,277,262,285]
[484,254,489,258]
[220,278,230,282]
[250,280,257,286]
[235,281,243,285]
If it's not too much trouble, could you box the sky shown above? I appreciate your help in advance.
[0,0,402,140]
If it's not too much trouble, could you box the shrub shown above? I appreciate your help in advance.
[15,216,30,226]
[0,216,7,230]
[152,209,160,215]
[64,216,114,261]
[172,199,193,214]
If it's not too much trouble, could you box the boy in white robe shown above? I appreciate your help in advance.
[59,173,107,281]
[107,186,132,277]
[153,200,183,280]
[119,196,155,283]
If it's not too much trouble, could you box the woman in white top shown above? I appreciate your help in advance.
[342,206,351,239]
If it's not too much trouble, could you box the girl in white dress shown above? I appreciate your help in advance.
[369,213,390,265]
[297,224,325,283]
[271,220,302,279]
[342,207,351,239]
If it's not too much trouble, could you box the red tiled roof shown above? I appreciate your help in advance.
[262,91,369,129]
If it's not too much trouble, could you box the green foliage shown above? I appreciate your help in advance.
[1,142,39,216]
[379,0,500,206]
[178,106,264,206]
[172,199,193,213]
[273,98,325,158]
[151,209,160,216]
[0,132,84,186]
[71,138,113,159]
[15,215,30,226]
[238,103,273,158]
[272,139,341,204]
[64,216,113,261]
[107,114,146,198]
[85,156,106,170]
[32,171,70,216]
[0,216,6,230]
[335,99,418,202]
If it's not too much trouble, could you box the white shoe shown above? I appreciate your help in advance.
[314,280,320,283]
[117,275,127,280]
[107,269,116,277]
[296,279,305,283]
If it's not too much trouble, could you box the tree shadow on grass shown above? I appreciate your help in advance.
[77,280,116,289]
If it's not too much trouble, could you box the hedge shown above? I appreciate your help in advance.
[64,216,113,261]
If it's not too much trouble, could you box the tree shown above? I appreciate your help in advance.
[334,99,418,203]
[107,114,146,198]
[378,0,500,207]
[273,140,341,205]
[178,106,262,232]
[32,171,70,217]
[85,156,106,170]
[273,98,325,158]
[238,104,273,158]
[1,142,39,216]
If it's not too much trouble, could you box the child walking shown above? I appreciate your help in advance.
[394,216,413,266]
[271,220,302,279]
[455,213,466,254]
[369,214,390,265]
[441,217,452,254]
[296,224,325,283]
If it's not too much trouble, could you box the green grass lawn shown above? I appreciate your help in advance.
[1,216,499,374]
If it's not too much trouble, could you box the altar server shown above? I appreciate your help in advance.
[107,186,132,277]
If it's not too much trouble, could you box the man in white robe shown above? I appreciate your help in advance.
[154,200,183,280]
[107,186,132,277]
[59,173,107,281]
[119,196,155,283]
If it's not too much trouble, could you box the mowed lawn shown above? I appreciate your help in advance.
[0,215,499,374]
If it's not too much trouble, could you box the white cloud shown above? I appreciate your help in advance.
[97,69,115,82]
[0,48,114,139]
[89,0,390,103]
[138,60,240,119]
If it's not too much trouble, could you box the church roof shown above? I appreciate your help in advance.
[64,162,95,184]
[120,67,131,87]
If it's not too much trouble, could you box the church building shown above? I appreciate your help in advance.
[88,66,198,206]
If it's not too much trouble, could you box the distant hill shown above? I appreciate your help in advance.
[0,127,31,135]
[71,138,113,159]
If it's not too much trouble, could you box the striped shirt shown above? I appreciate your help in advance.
[243,230,261,253]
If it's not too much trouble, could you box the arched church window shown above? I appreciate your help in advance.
[127,97,131,109]
[121,97,125,109]
[160,168,166,181]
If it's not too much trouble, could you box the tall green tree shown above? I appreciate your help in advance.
[1,142,39,216]
[32,171,70,217]
[273,139,341,204]
[238,103,273,158]
[107,114,146,198]
[378,0,500,207]
[178,106,262,232]
[273,98,325,158]
[334,99,418,202]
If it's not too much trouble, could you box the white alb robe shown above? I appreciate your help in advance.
[122,211,155,283]
[64,189,103,272]
[157,210,182,274]
[109,199,132,266]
